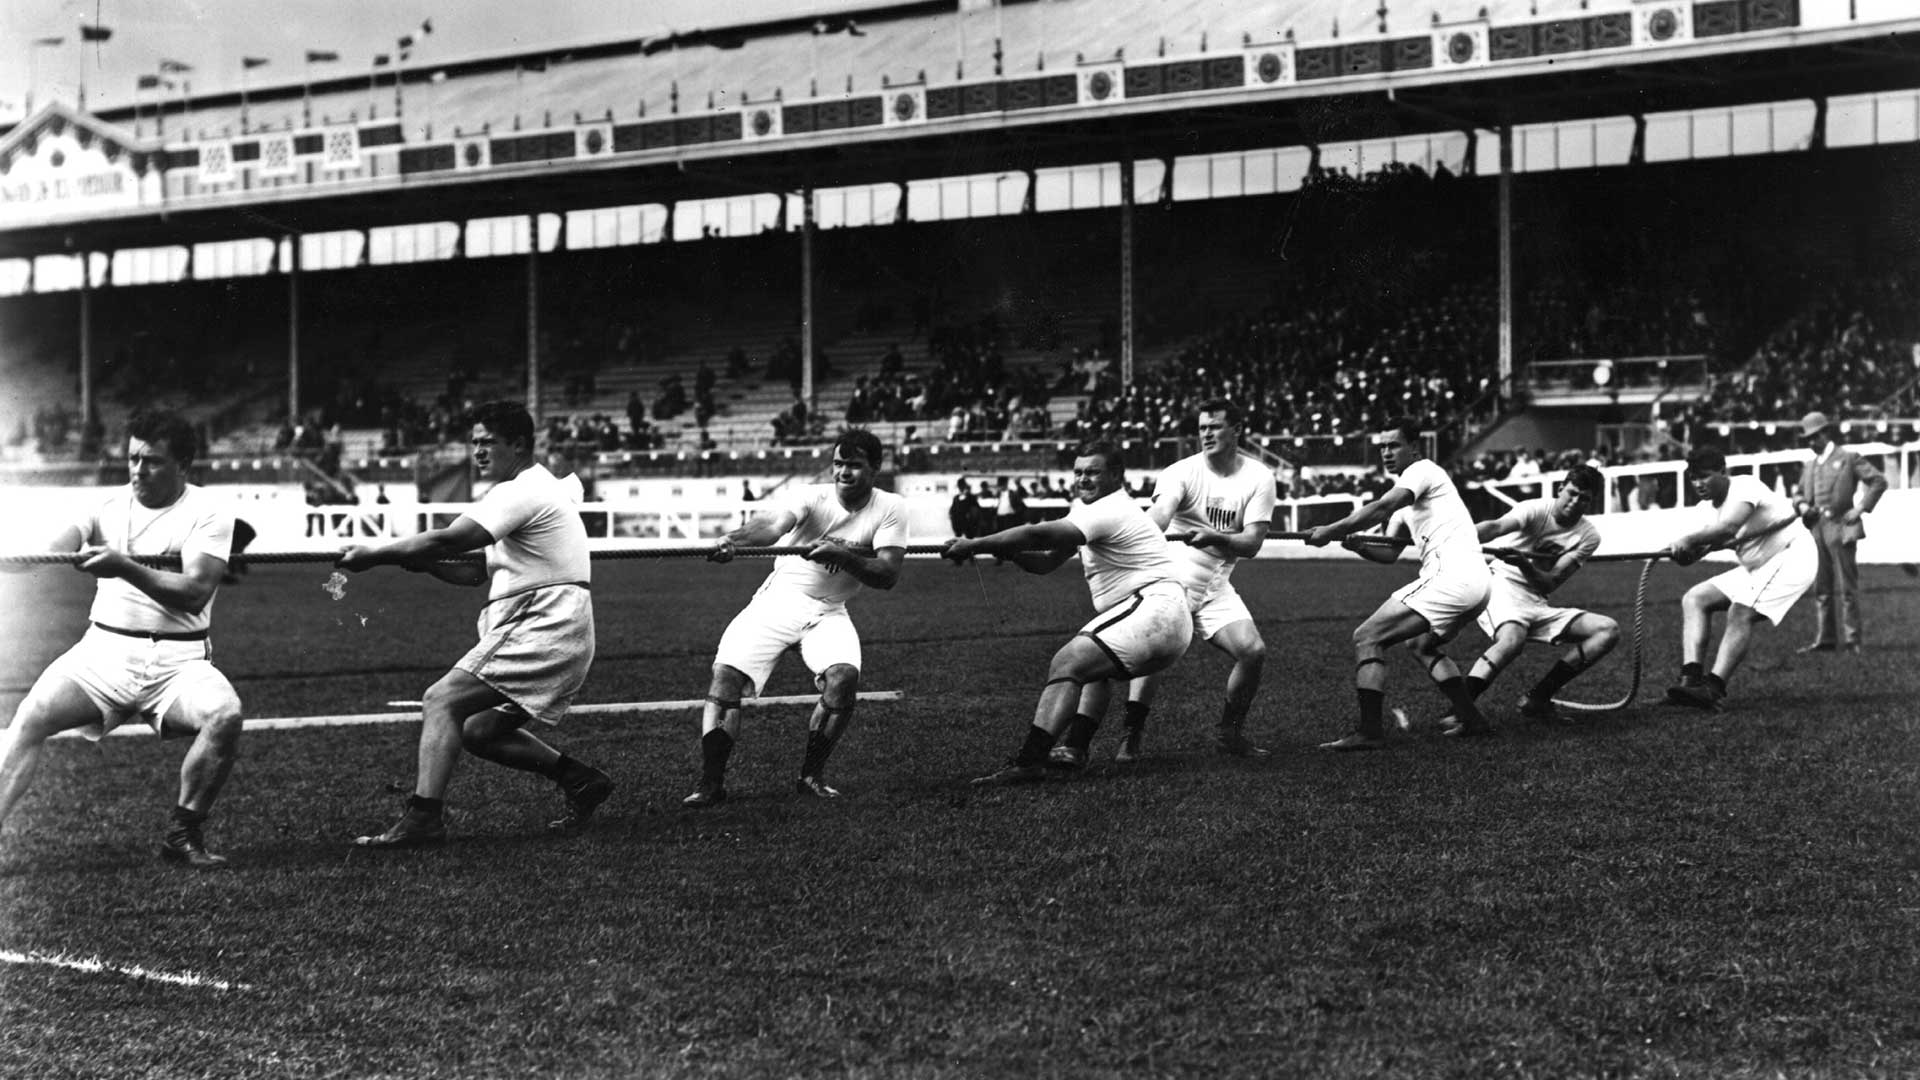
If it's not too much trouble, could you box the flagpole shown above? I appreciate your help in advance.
[994,0,1004,75]
[241,67,250,131]
[304,58,312,126]
[1038,0,1047,70]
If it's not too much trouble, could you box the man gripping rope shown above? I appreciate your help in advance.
[1458,464,1620,723]
[948,441,1192,785]
[1055,398,1274,767]
[337,401,609,848]
[684,428,906,806]
[1662,444,1817,711]
[0,410,244,868]
[1306,417,1494,750]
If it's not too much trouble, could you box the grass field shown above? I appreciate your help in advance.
[2,554,1918,1078]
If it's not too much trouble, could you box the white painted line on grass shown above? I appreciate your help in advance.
[55,691,906,737]
[0,948,250,991]
[384,691,901,713]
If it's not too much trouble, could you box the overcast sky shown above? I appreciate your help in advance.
[2,0,821,122]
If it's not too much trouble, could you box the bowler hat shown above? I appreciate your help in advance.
[1799,411,1834,437]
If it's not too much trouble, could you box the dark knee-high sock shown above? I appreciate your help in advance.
[1530,661,1581,700]
[1356,689,1385,738]
[550,752,597,785]
[1064,713,1100,752]
[1437,676,1475,713]
[700,729,735,783]
[801,732,831,777]
[801,709,851,778]
[166,805,209,842]
[1016,725,1055,766]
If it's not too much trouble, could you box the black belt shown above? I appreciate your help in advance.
[93,622,209,642]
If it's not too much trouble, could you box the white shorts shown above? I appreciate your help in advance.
[1476,576,1587,645]
[458,583,595,726]
[1080,580,1194,679]
[42,626,235,740]
[715,591,861,698]
[1188,581,1256,641]
[1392,565,1492,641]
[1709,533,1817,625]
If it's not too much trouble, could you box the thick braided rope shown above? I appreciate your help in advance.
[1551,556,1655,713]
[0,544,966,568]
[0,535,1686,568]
[1317,531,1673,564]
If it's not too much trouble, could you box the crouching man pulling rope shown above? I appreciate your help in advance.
[1456,463,1621,723]
[1661,444,1816,712]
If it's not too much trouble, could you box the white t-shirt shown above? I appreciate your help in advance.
[1068,488,1176,612]
[758,484,909,605]
[1485,496,1601,597]
[1717,474,1805,572]
[464,464,591,600]
[1155,452,1277,594]
[1391,458,1482,580]
[76,484,233,635]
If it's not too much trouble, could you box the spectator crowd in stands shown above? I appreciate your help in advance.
[3,152,1916,488]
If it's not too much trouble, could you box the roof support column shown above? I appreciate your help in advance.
[78,247,93,438]
[1119,161,1135,390]
[1497,124,1513,402]
[526,216,541,429]
[287,234,302,426]
[801,188,816,416]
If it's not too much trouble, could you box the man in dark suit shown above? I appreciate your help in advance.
[1792,412,1886,654]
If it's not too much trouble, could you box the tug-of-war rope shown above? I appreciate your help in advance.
[0,544,952,566]
[2,535,1673,713]
[0,535,1677,568]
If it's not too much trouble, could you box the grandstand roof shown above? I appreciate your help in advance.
[3,0,1917,257]
[78,0,1920,139]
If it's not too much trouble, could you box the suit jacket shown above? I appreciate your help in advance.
[1797,446,1886,542]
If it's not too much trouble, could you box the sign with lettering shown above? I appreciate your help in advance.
[0,112,148,226]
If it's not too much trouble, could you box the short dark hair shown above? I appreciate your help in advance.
[1195,398,1241,425]
[1382,416,1422,445]
[466,400,535,452]
[1076,440,1126,473]
[126,409,199,466]
[1685,444,1727,475]
[833,428,884,468]
[1563,463,1604,496]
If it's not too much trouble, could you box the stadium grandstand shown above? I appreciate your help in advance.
[2,0,1918,548]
